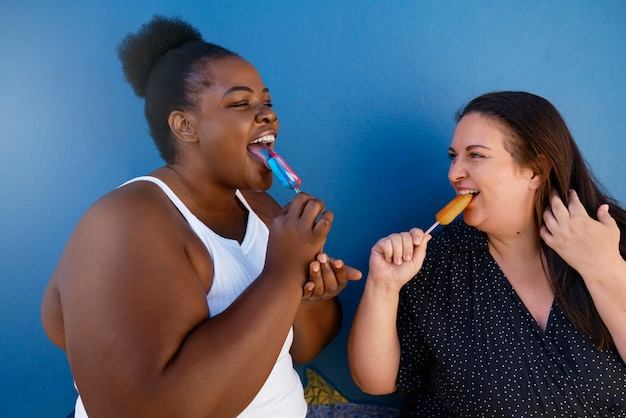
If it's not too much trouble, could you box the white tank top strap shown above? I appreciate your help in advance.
[119,175,199,223]
[120,175,254,235]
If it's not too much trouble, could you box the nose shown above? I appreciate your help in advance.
[448,158,467,184]
[256,105,278,125]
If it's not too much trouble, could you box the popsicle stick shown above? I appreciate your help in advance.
[423,221,439,236]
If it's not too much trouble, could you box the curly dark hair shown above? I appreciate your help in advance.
[117,15,239,164]
[456,91,626,350]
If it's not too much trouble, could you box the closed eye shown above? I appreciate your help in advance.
[229,100,273,108]
[469,152,485,159]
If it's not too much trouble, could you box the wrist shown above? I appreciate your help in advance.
[364,275,404,296]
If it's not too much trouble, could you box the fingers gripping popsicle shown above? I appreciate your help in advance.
[248,141,302,193]
[423,193,473,236]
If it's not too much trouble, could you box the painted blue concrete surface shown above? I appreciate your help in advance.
[1,1,625,415]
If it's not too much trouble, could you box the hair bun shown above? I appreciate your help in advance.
[117,15,203,97]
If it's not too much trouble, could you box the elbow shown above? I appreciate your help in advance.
[291,342,326,364]
[291,351,316,365]
[348,365,397,396]
[351,372,397,396]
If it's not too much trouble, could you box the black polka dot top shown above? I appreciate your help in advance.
[396,219,626,417]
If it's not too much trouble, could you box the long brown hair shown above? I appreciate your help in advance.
[457,91,626,350]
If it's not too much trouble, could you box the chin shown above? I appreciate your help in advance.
[243,184,270,192]
[463,214,485,230]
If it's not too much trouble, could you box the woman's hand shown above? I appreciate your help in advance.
[541,189,622,276]
[302,253,362,300]
[265,193,334,283]
[542,190,626,361]
[368,228,431,292]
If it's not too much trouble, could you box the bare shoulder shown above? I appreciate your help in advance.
[60,181,193,269]
[241,190,282,227]
[56,180,214,293]
[42,180,214,359]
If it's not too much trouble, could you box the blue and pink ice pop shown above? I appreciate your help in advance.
[249,143,302,193]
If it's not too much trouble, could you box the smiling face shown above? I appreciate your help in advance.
[175,55,279,192]
[448,112,541,237]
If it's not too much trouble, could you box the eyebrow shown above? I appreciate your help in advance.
[448,144,493,153]
[222,86,270,98]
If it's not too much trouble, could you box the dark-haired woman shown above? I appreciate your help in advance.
[41,16,361,417]
[348,91,626,417]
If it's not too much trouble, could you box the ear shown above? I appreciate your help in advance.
[529,171,543,190]
[168,110,198,143]
[529,154,549,190]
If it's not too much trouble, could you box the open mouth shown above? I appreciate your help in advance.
[247,137,302,191]
[458,189,478,195]
[459,189,479,197]
[248,135,275,168]
[458,190,479,207]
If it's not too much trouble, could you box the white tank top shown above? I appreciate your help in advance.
[74,176,306,418]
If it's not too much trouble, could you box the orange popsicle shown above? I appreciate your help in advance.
[424,193,473,235]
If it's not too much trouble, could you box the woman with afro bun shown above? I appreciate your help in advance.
[42,15,361,418]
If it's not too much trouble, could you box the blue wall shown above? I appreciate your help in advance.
[2,1,625,416]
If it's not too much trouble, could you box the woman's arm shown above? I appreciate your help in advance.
[542,189,626,360]
[348,229,430,394]
[245,190,362,363]
[47,189,335,417]
[291,255,362,363]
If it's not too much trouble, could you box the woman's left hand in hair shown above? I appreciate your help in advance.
[541,189,622,277]
[543,190,626,360]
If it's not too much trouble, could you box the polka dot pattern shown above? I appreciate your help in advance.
[396,220,626,417]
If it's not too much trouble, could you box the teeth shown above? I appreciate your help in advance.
[459,190,479,195]
[250,135,275,145]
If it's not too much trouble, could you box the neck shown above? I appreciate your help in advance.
[485,219,541,260]
[152,166,248,242]
[487,226,554,332]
